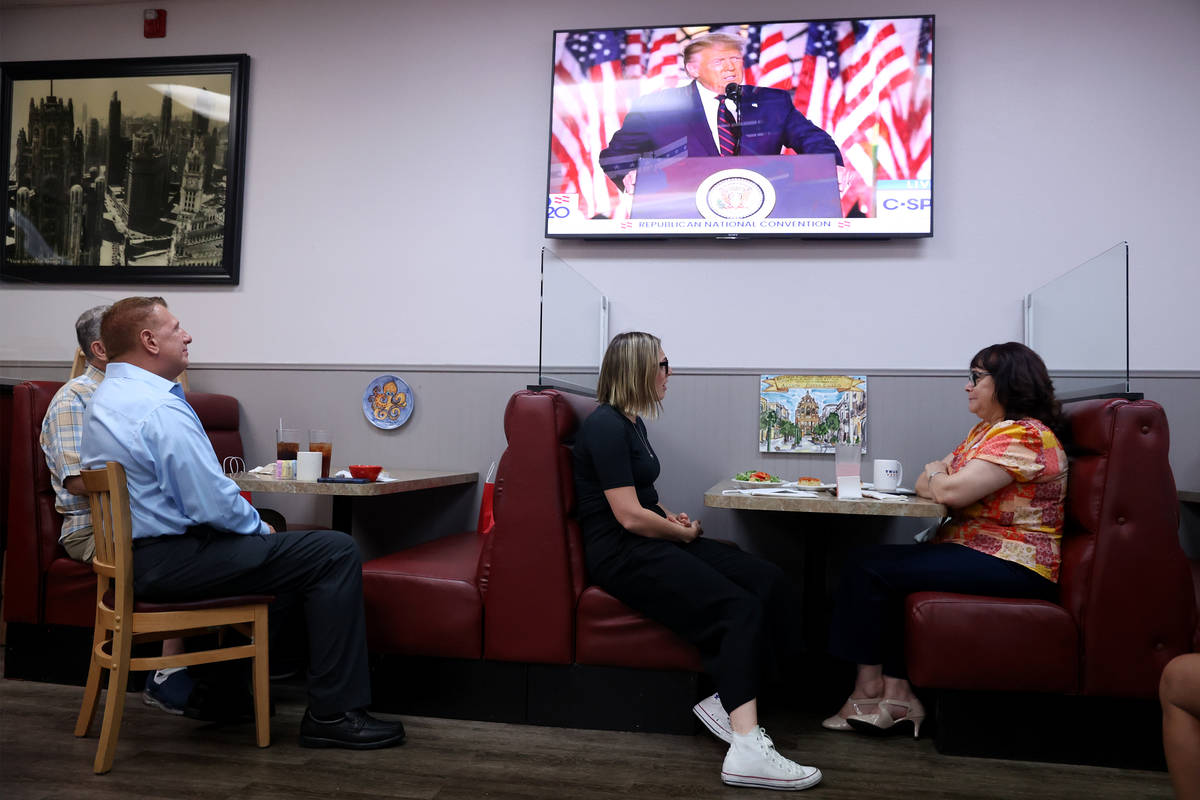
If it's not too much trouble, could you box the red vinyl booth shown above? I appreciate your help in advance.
[361,389,702,672]
[905,397,1195,698]
[4,380,249,635]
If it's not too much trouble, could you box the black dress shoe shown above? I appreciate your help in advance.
[299,708,406,749]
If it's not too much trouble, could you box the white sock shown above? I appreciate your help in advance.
[730,726,760,746]
[154,667,185,683]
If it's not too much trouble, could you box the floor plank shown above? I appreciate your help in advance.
[0,677,1171,799]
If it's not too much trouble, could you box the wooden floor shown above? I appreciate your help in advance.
[0,677,1172,800]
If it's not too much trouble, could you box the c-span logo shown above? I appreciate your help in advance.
[695,169,776,222]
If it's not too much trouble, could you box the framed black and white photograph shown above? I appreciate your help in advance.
[1,54,249,285]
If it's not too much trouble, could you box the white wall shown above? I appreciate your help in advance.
[2,0,1197,370]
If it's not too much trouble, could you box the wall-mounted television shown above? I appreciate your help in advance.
[545,16,933,239]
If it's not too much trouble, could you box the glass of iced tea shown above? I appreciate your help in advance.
[308,428,333,478]
[276,428,302,462]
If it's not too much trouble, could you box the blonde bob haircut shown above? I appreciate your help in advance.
[597,331,663,419]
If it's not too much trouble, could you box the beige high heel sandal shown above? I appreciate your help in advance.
[846,697,926,738]
[821,696,882,731]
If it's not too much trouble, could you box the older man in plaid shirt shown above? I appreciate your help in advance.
[40,305,109,562]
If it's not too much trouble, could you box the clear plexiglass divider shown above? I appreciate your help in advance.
[535,247,608,396]
[1024,241,1133,400]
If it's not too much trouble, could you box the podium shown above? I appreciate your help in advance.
[630,154,841,220]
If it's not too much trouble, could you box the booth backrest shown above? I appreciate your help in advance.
[5,379,246,627]
[6,381,62,623]
[481,390,600,663]
[0,384,13,551]
[1058,397,1193,696]
[482,391,581,663]
[189,392,245,465]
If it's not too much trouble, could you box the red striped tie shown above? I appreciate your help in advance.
[716,95,736,156]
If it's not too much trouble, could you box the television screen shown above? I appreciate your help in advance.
[545,16,933,239]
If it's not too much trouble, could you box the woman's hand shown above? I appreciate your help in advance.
[608,487,704,542]
[674,518,703,543]
[923,459,1012,507]
[923,460,949,479]
[916,455,955,498]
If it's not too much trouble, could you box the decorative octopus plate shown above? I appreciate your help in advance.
[362,374,414,430]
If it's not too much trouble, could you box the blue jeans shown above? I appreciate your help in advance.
[828,542,1057,678]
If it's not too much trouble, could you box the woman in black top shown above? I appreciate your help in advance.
[574,331,821,792]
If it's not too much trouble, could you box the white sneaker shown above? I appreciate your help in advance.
[721,726,822,791]
[693,692,733,744]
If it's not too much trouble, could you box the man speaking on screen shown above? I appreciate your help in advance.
[599,32,845,195]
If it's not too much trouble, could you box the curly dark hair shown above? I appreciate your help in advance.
[971,342,1063,432]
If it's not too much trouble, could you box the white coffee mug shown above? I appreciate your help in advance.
[873,459,903,492]
[296,450,323,482]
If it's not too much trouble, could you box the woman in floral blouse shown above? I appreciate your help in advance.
[823,342,1067,737]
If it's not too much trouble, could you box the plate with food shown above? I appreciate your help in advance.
[791,476,835,491]
[733,470,785,489]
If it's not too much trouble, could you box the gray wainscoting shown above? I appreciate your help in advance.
[5,363,1196,565]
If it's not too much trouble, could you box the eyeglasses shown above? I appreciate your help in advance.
[968,369,991,387]
[658,359,670,372]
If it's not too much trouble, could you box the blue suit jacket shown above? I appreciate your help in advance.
[599,82,843,188]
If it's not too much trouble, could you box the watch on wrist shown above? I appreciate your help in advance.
[927,470,945,482]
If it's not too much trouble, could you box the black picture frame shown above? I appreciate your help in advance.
[1,54,249,285]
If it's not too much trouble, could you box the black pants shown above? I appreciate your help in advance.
[828,542,1058,678]
[587,535,803,713]
[132,527,371,717]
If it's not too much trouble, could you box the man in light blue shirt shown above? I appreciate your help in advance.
[81,296,404,750]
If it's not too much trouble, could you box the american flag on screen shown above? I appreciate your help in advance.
[835,20,914,185]
[623,29,645,78]
[905,17,933,177]
[793,18,932,213]
[795,22,851,136]
[551,30,630,219]
[745,24,795,90]
[643,28,682,93]
[648,28,686,92]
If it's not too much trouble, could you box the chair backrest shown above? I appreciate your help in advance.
[80,462,135,617]
[69,348,87,380]
[481,390,597,663]
[5,381,66,624]
[1059,397,1194,697]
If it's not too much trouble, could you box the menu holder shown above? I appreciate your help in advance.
[836,476,863,499]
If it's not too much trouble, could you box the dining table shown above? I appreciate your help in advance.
[231,467,478,533]
[704,479,948,518]
[704,479,948,646]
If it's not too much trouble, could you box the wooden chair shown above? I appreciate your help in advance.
[74,461,272,774]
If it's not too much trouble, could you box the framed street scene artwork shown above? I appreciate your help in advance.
[760,374,867,453]
[1,54,249,284]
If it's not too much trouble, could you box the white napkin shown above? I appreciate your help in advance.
[334,469,397,483]
[723,488,821,497]
[860,490,908,501]
[248,463,276,475]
